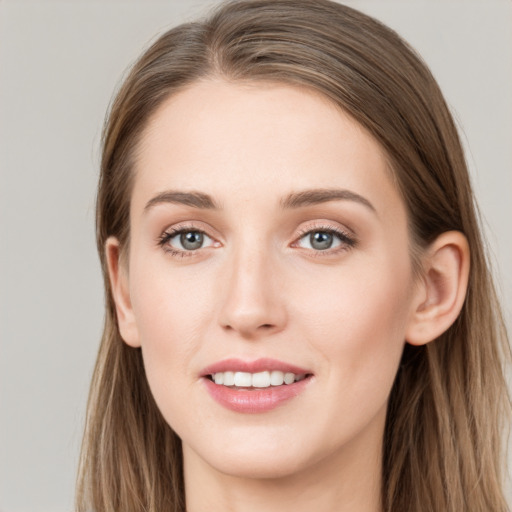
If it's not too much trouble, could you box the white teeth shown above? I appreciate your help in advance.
[284,372,295,385]
[223,371,235,386]
[234,372,252,387]
[211,370,307,388]
[270,370,284,386]
[252,371,270,388]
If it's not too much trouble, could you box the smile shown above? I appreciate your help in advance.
[209,370,308,388]
[201,359,313,413]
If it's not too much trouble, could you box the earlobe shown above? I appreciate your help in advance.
[105,237,141,348]
[406,231,470,346]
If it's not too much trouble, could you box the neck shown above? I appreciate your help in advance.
[183,415,384,512]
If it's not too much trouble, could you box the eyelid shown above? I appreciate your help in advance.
[157,221,221,256]
[156,220,357,258]
[291,221,357,253]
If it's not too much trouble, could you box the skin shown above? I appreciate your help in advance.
[107,80,470,512]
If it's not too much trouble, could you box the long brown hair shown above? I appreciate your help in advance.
[76,1,511,510]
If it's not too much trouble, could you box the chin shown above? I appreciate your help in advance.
[181,421,337,482]
[203,447,312,480]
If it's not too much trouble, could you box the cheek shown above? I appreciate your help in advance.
[292,252,413,398]
[130,256,215,341]
[128,262,216,408]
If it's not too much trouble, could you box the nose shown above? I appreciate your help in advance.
[218,245,287,339]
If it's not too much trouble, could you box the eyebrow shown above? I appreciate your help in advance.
[144,187,376,213]
[280,188,376,213]
[144,190,220,211]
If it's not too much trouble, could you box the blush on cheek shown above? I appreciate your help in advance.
[298,265,410,385]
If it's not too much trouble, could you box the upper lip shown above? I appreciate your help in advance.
[200,358,311,377]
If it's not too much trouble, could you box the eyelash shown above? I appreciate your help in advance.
[157,223,357,258]
[293,224,357,255]
[157,225,212,258]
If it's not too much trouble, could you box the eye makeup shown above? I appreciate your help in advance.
[292,223,357,255]
[156,218,358,260]
[157,224,218,258]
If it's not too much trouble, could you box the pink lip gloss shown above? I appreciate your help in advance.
[200,358,313,413]
[203,377,311,413]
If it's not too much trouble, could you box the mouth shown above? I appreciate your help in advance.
[206,370,310,389]
[200,358,314,413]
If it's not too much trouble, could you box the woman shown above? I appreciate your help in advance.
[76,0,511,510]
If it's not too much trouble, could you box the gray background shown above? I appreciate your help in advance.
[0,1,510,511]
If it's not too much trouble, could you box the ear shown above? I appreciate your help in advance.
[406,231,470,346]
[105,237,141,348]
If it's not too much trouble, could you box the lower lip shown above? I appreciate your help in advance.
[203,377,311,413]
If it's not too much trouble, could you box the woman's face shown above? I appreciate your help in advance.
[114,80,420,479]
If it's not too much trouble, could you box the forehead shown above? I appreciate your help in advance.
[132,79,401,217]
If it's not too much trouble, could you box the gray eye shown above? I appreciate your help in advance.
[180,231,204,250]
[296,230,344,251]
[309,231,333,250]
